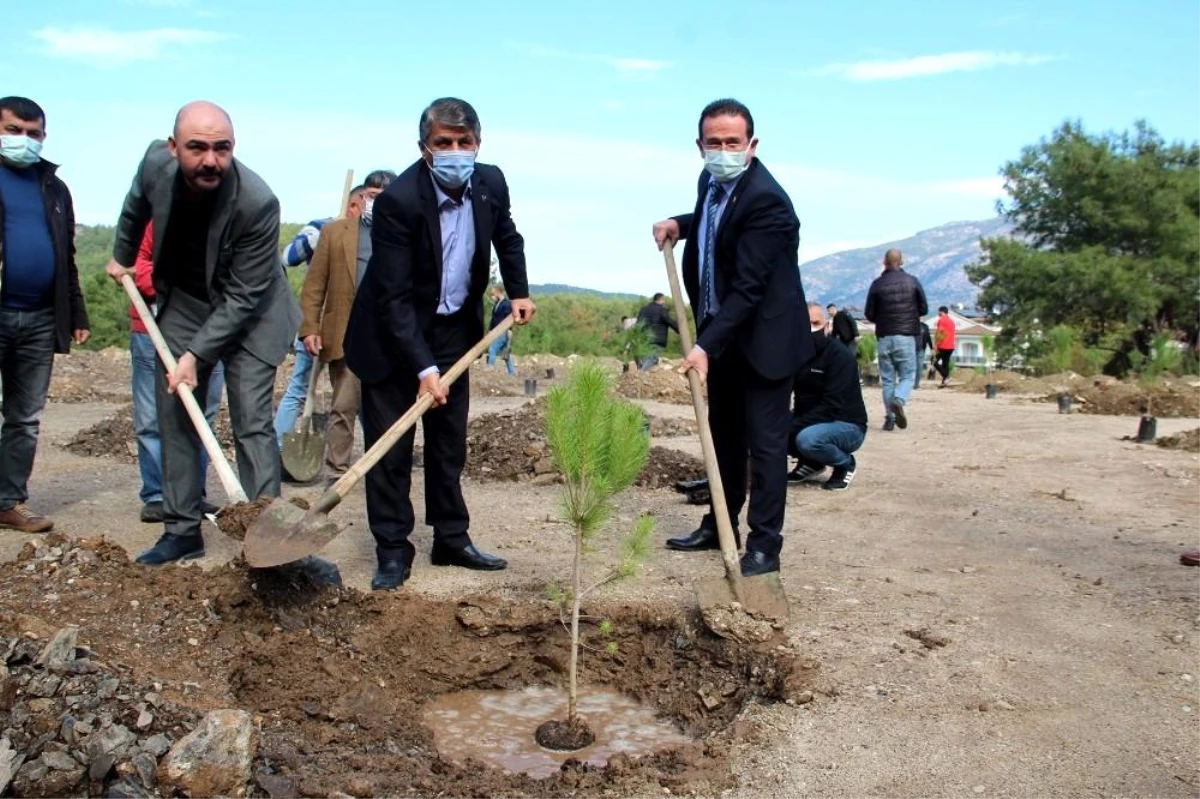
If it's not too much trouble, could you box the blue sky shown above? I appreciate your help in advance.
[7,0,1198,294]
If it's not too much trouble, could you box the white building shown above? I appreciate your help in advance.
[856,310,1000,369]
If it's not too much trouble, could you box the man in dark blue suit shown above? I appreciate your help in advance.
[653,98,811,576]
[344,97,535,591]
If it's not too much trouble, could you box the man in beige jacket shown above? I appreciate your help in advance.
[299,169,395,478]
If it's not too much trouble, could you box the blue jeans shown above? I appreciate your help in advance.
[796,421,865,469]
[485,331,515,375]
[131,331,225,504]
[877,334,916,421]
[638,346,663,371]
[273,338,313,448]
[0,308,55,511]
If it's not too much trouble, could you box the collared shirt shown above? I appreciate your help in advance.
[432,177,475,316]
[695,173,743,320]
[356,215,372,288]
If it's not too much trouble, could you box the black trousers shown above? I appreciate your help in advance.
[360,311,473,566]
[701,346,793,557]
[934,349,953,381]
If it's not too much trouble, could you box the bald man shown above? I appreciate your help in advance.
[107,101,301,565]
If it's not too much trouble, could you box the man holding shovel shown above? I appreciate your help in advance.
[107,101,301,565]
[344,97,535,591]
[651,98,810,577]
[300,169,396,482]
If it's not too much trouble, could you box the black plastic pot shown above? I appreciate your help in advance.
[524,379,537,398]
[1057,393,1071,414]
[1136,414,1157,443]
[985,383,997,399]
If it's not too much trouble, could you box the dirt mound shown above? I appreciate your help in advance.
[1060,380,1200,418]
[618,367,694,404]
[648,416,697,437]
[951,369,1058,395]
[0,534,810,798]
[61,404,237,464]
[465,402,706,488]
[1156,428,1200,452]
[48,348,132,404]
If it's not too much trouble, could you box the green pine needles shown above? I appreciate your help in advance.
[543,360,654,728]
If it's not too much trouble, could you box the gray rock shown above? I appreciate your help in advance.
[41,750,78,771]
[16,759,48,784]
[85,724,136,759]
[96,678,120,700]
[106,775,152,798]
[159,709,255,798]
[255,771,298,799]
[140,733,171,758]
[132,752,156,788]
[60,716,78,746]
[89,753,116,781]
[0,737,25,795]
[35,627,79,667]
[27,673,62,698]
[135,709,153,730]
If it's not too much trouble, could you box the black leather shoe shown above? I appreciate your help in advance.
[431,543,507,571]
[199,499,220,516]
[371,559,411,591]
[139,502,163,523]
[135,533,205,565]
[740,550,780,577]
[666,526,721,551]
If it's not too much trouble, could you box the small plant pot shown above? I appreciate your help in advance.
[1057,393,1071,414]
[1135,414,1157,443]
[524,379,538,398]
[622,363,630,373]
[535,718,595,751]
[985,384,998,399]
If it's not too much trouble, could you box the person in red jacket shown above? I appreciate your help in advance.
[129,222,225,522]
[932,306,956,387]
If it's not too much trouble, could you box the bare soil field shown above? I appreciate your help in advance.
[10,351,1199,797]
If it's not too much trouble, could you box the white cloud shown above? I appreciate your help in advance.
[508,41,671,75]
[31,26,226,65]
[799,50,1060,81]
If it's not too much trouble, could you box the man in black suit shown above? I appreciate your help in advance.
[652,98,811,577]
[635,292,679,370]
[344,97,535,591]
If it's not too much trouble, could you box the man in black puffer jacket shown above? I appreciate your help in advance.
[789,303,868,491]
[864,248,927,431]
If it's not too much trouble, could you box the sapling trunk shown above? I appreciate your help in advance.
[568,518,583,724]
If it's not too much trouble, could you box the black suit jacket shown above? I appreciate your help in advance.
[344,159,529,383]
[672,159,810,381]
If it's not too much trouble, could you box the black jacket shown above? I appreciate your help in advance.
[345,160,529,383]
[489,297,512,331]
[830,311,858,345]
[864,268,928,337]
[791,333,868,433]
[635,301,677,347]
[673,159,811,381]
[0,159,89,353]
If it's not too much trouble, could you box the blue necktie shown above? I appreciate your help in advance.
[699,183,724,321]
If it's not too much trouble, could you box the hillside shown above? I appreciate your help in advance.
[800,217,1014,311]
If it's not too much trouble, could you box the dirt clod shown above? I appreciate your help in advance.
[1156,428,1200,452]
[62,404,237,464]
[904,628,950,649]
[535,717,596,751]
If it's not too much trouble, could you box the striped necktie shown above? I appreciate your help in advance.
[699,182,724,321]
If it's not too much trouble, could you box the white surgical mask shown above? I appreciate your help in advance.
[0,134,43,168]
[703,147,749,182]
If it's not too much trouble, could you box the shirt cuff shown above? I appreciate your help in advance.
[418,365,440,380]
[694,345,706,355]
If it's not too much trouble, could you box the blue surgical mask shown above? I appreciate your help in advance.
[703,147,749,182]
[0,135,43,168]
[428,149,476,189]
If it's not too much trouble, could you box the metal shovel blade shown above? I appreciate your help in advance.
[242,498,340,568]
[695,572,789,641]
[281,427,325,483]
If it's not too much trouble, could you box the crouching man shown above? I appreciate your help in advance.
[788,303,868,491]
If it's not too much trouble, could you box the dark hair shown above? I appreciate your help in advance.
[420,98,481,143]
[0,96,46,126]
[698,98,753,141]
[938,306,949,313]
[652,292,665,302]
[826,303,836,310]
[363,170,396,190]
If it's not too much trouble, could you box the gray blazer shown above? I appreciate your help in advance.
[112,140,300,366]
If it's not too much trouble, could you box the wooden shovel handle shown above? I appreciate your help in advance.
[661,246,740,579]
[120,275,248,504]
[337,169,354,219]
[312,315,517,514]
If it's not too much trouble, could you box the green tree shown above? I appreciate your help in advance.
[537,361,653,750]
[966,120,1200,375]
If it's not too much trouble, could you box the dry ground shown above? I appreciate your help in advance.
[9,357,1200,797]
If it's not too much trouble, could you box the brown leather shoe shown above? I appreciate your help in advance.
[0,504,53,533]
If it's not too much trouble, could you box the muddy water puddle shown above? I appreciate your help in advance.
[424,685,691,779]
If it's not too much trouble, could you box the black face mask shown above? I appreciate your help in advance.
[810,329,827,347]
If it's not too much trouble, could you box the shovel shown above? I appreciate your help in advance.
[660,245,789,629]
[281,356,326,483]
[119,275,249,507]
[243,315,516,567]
